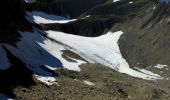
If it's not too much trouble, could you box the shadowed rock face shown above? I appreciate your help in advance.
[26,1,62,16]
[27,0,109,18]
[0,0,32,44]
[0,46,35,98]
[0,0,35,98]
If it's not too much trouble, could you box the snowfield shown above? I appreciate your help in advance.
[44,30,162,80]
[0,10,164,86]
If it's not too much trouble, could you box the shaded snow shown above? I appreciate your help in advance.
[5,32,62,68]
[4,32,62,85]
[160,0,170,4]
[3,31,85,85]
[44,30,163,80]
[0,94,13,100]
[0,45,11,70]
[26,11,77,24]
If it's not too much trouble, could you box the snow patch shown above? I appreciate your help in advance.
[25,0,35,3]
[26,11,77,24]
[35,74,57,85]
[83,80,95,86]
[113,0,120,2]
[154,64,167,69]
[129,1,133,4]
[81,15,91,19]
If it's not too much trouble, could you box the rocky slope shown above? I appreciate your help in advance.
[118,1,170,68]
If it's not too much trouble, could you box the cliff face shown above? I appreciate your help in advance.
[0,0,32,44]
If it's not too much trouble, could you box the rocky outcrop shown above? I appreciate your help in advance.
[40,16,123,37]
[26,0,63,16]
